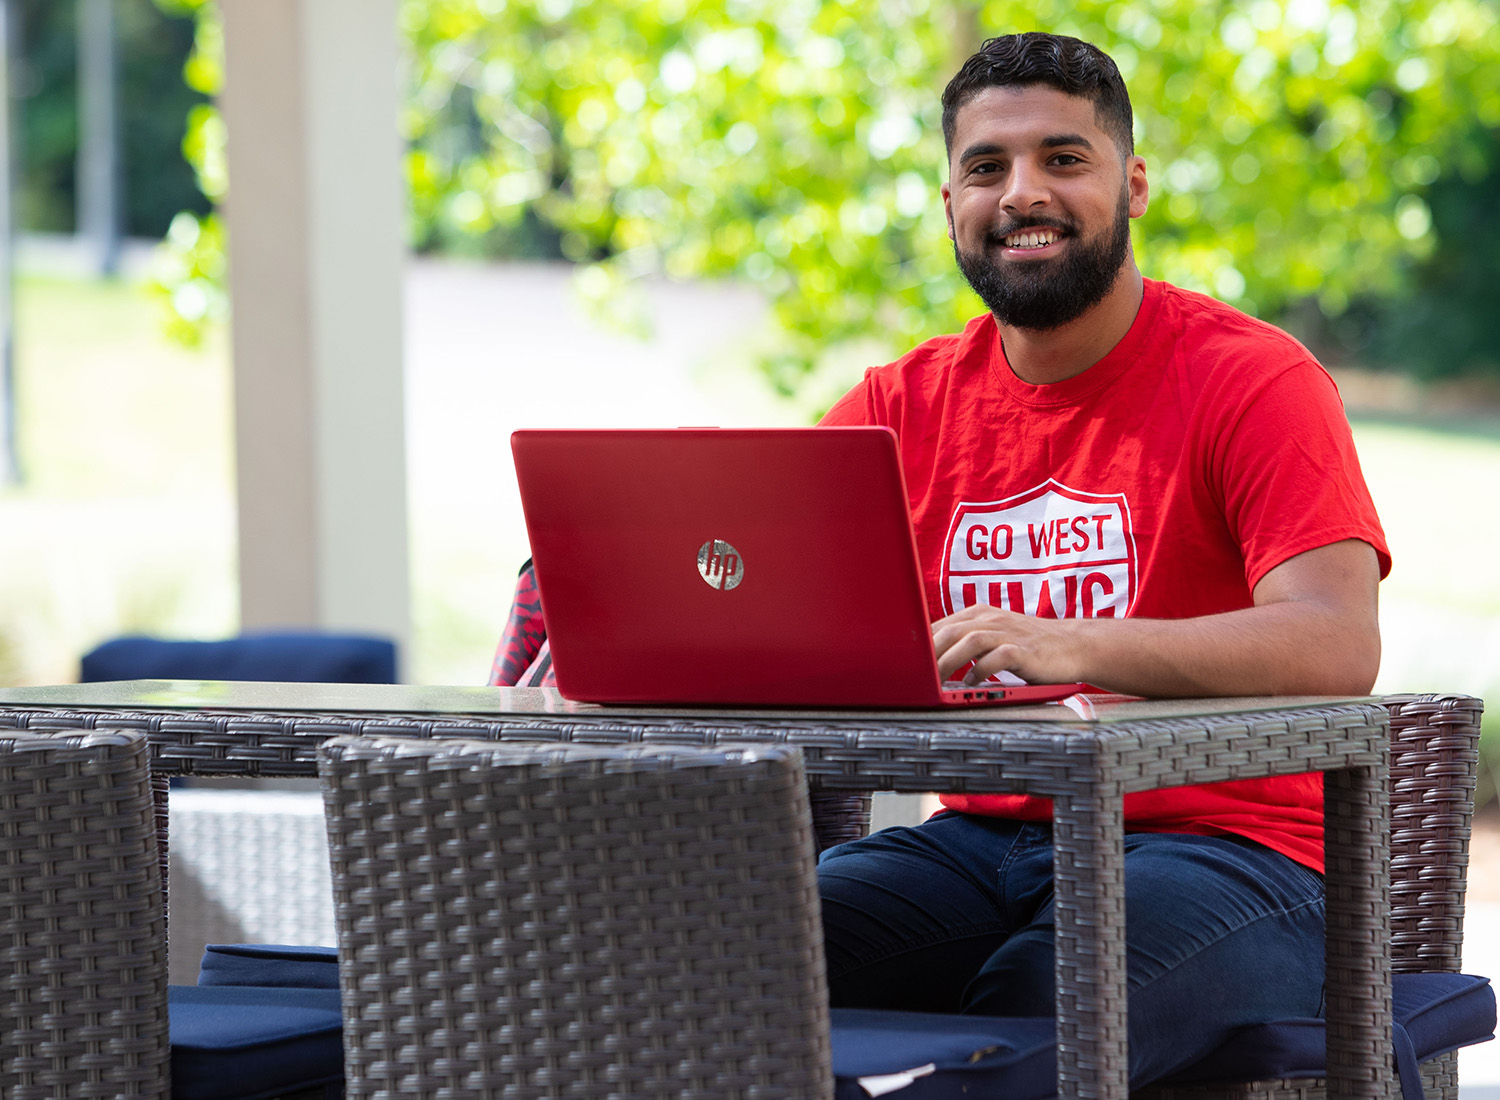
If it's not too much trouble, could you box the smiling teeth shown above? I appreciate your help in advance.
[1005,230,1058,249]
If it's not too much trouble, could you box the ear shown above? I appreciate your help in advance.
[1127,155,1149,219]
[941,181,955,240]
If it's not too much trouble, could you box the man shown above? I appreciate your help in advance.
[816,32,1389,1087]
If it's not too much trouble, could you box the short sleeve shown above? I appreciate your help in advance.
[1211,363,1391,589]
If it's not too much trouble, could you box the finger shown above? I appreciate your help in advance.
[931,621,970,659]
[933,627,980,680]
[935,630,1015,683]
[962,644,1030,685]
[932,608,1015,656]
[932,604,1011,633]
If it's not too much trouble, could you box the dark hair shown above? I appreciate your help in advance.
[941,33,1134,158]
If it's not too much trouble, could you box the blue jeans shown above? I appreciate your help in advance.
[818,812,1326,1087]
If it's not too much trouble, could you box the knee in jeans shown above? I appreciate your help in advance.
[961,927,1055,1017]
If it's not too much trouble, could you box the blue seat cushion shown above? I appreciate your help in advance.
[188,947,1495,1100]
[830,972,1494,1100]
[1397,973,1497,1072]
[80,631,397,684]
[199,943,340,990]
[1158,972,1495,1100]
[832,1010,1056,1099]
[169,985,343,1100]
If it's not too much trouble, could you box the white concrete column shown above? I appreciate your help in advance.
[219,0,410,673]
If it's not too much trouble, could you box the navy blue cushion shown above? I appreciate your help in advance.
[831,1010,1055,1099]
[1157,972,1494,1096]
[169,985,343,1100]
[80,632,397,684]
[830,973,1495,1100]
[199,944,340,990]
[1397,972,1497,1065]
[185,948,1495,1100]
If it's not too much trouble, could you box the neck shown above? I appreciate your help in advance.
[997,265,1145,386]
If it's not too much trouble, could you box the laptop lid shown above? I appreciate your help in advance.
[511,427,1081,708]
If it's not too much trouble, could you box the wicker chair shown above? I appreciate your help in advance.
[1137,692,1488,1099]
[807,693,1492,1099]
[319,737,830,1100]
[0,729,169,1100]
[813,692,1492,1099]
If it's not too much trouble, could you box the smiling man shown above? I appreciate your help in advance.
[816,32,1390,1087]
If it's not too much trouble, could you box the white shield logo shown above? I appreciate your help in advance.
[941,479,1136,619]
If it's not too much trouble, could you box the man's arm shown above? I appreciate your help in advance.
[932,539,1381,697]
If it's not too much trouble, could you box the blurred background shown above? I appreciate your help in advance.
[2,0,1500,784]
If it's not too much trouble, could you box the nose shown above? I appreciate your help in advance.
[1000,159,1050,214]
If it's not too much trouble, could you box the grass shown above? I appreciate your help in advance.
[0,274,236,684]
[1347,417,1500,800]
[5,268,1500,729]
[11,275,234,496]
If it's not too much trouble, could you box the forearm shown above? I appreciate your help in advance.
[1060,600,1380,697]
[935,540,1384,698]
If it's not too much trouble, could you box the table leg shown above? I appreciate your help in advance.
[1324,761,1395,1099]
[1053,786,1129,1100]
[152,773,170,939]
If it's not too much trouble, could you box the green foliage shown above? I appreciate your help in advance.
[15,0,81,232]
[116,0,211,233]
[400,0,970,379]
[148,210,227,346]
[17,0,209,237]
[146,0,225,339]
[161,0,1500,383]
[1336,126,1500,379]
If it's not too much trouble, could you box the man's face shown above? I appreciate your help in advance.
[941,85,1148,331]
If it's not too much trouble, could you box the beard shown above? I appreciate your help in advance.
[954,186,1132,331]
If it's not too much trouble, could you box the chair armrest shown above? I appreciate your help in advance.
[1386,692,1485,973]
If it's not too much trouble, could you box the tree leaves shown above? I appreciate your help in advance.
[158,0,1500,383]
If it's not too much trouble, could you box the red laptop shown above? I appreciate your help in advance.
[510,427,1093,708]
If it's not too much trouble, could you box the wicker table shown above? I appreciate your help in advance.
[0,681,1394,1100]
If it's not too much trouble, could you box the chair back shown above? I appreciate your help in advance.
[0,730,169,1099]
[319,736,831,1100]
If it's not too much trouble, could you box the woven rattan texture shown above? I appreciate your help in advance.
[320,738,830,1100]
[0,700,1388,793]
[806,789,871,852]
[0,698,1396,1099]
[0,731,169,1100]
[1130,694,1483,1100]
[165,789,336,983]
[1324,759,1394,1098]
[1386,695,1482,973]
[0,694,1458,1099]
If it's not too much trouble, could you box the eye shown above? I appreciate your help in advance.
[1051,153,1084,167]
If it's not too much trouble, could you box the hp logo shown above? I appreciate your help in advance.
[697,539,744,591]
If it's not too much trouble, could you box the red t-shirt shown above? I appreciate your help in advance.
[820,279,1390,873]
